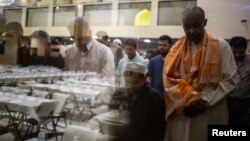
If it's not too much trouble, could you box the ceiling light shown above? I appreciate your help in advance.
[144,39,151,43]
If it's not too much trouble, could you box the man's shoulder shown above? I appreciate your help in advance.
[150,55,162,63]
[216,37,232,53]
[93,40,114,57]
[93,40,109,51]
[147,86,164,101]
[136,55,148,63]
[118,57,127,64]
[245,53,250,62]
[245,53,250,57]
[218,38,230,48]
[65,44,76,50]
[65,44,79,58]
[120,56,127,61]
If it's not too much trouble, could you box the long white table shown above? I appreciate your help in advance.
[0,93,58,121]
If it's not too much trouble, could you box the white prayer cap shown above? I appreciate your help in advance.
[125,62,145,74]
[113,39,122,47]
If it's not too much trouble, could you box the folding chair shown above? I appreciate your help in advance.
[7,101,58,141]
[64,94,82,124]
[52,92,70,128]
[0,103,12,135]
[36,101,58,140]
[0,102,8,120]
[64,94,94,124]
[7,112,34,140]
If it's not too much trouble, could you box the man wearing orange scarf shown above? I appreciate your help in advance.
[163,6,237,141]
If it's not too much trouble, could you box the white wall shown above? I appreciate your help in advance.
[199,0,250,39]
[1,0,250,40]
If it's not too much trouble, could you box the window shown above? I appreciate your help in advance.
[26,8,48,27]
[158,0,196,25]
[53,6,76,26]
[118,2,151,26]
[84,4,112,26]
[4,9,22,24]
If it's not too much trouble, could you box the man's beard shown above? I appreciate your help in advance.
[78,44,87,52]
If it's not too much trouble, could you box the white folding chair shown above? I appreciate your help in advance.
[52,92,70,127]
[0,103,11,135]
[36,101,57,119]
[10,101,58,141]
[0,103,7,120]
[63,94,82,123]
[36,101,59,141]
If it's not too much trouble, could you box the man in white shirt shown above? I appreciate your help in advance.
[65,17,115,76]
[163,6,237,141]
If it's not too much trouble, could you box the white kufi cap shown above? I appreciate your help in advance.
[113,39,122,47]
[125,62,146,74]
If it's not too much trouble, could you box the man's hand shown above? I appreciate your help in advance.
[183,99,209,117]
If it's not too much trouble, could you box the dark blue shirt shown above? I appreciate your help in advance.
[147,55,165,96]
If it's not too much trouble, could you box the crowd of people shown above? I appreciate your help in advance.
[0,5,249,141]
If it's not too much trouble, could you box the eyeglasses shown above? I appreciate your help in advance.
[183,19,206,30]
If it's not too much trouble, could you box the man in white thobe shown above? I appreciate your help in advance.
[163,6,237,141]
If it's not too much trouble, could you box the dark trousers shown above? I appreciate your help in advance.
[228,97,250,125]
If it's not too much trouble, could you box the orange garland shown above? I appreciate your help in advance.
[163,30,221,120]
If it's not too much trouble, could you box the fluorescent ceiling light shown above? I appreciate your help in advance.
[144,39,151,43]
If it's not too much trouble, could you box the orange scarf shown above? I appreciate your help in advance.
[163,31,221,120]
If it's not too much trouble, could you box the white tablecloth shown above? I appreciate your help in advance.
[0,94,57,121]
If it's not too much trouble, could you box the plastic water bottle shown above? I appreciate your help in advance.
[38,129,45,141]
[72,136,79,141]
[91,97,95,107]
[119,104,124,118]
